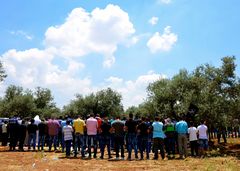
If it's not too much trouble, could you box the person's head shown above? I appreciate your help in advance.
[66,120,71,125]
[116,116,120,120]
[103,116,108,122]
[22,120,25,125]
[201,119,206,125]
[90,113,94,118]
[155,116,160,121]
[129,113,133,119]
[141,117,146,122]
[30,118,35,124]
[189,121,194,127]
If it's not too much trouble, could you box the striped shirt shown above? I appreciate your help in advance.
[63,125,73,141]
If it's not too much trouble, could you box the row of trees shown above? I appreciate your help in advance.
[0,57,240,127]
[126,57,240,127]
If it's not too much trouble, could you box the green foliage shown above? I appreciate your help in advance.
[62,88,123,118]
[131,56,240,127]
[0,85,59,119]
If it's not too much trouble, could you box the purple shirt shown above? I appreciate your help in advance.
[47,119,60,136]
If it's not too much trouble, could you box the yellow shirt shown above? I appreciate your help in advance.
[73,118,85,134]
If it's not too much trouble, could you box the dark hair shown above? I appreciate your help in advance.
[129,113,133,119]
[66,120,71,125]
[31,119,35,124]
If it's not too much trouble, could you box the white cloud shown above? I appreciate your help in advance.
[157,0,171,4]
[149,17,159,26]
[1,48,91,107]
[44,4,135,67]
[104,71,167,109]
[147,26,177,53]
[10,30,33,40]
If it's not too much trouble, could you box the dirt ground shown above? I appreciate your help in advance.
[0,138,240,171]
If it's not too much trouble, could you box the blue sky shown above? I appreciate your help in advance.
[0,0,239,109]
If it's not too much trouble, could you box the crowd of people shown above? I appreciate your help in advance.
[0,113,211,160]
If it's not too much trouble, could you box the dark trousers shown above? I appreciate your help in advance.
[88,135,97,158]
[74,133,85,157]
[166,137,175,155]
[9,132,18,150]
[19,134,26,150]
[49,135,58,151]
[99,135,111,158]
[38,135,45,150]
[65,140,72,157]
[153,137,165,159]
[114,136,124,158]
[1,133,8,146]
[127,133,138,158]
[139,136,149,159]
[190,140,198,156]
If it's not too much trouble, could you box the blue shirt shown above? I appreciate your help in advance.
[152,121,165,138]
[175,120,188,134]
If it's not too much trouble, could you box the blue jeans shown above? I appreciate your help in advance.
[28,133,36,150]
[139,135,149,159]
[49,135,58,151]
[127,133,138,158]
[99,135,111,157]
[88,135,97,158]
[74,133,85,157]
[38,135,45,150]
[65,140,72,157]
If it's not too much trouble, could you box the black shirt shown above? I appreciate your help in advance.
[112,120,124,137]
[137,122,149,137]
[101,121,111,136]
[27,123,38,134]
[38,122,47,136]
[125,119,137,133]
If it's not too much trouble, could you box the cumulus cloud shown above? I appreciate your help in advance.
[1,48,91,107]
[149,17,159,26]
[45,4,135,67]
[104,71,167,109]
[147,26,177,53]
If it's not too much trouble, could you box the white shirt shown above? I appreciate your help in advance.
[197,124,208,139]
[63,125,73,141]
[188,126,198,141]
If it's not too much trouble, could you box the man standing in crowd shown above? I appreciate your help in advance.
[86,113,98,158]
[152,116,165,160]
[99,116,112,159]
[18,120,27,151]
[137,117,150,160]
[188,121,198,157]
[175,116,188,159]
[27,118,38,151]
[8,115,19,151]
[125,113,138,160]
[63,120,73,158]
[73,115,86,158]
[47,116,60,151]
[197,120,208,157]
[111,116,125,160]
[164,118,176,159]
[38,118,47,151]
[1,121,8,146]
